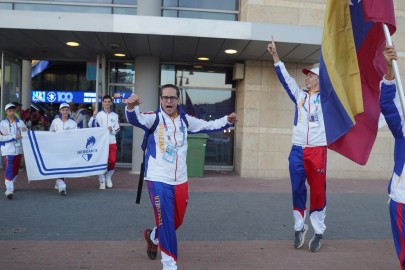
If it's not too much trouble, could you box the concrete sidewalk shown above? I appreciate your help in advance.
[0,168,399,269]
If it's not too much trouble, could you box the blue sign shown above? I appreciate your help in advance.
[32,90,132,104]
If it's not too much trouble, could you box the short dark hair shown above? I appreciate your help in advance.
[160,84,180,97]
[102,95,113,101]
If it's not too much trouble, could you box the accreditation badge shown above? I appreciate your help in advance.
[163,144,177,163]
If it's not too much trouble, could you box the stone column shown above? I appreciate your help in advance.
[130,56,160,174]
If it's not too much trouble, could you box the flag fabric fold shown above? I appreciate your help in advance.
[320,0,396,165]
[22,127,109,180]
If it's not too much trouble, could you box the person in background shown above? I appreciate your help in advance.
[89,95,120,189]
[49,103,77,195]
[125,84,237,270]
[267,38,327,252]
[0,103,27,199]
[379,45,405,270]
[69,102,77,120]
[12,101,23,120]
[75,103,89,128]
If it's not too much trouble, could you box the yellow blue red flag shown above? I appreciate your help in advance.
[320,0,396,165]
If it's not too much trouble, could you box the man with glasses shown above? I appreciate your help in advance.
[125,84,237,270]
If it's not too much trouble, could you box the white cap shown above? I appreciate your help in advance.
[59,103,70,110]
[302,67,319,76]
[4,103,16,111]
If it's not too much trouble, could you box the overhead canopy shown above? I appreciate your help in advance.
[0,10,322,64]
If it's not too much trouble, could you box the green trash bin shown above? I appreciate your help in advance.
[186,133,209,177]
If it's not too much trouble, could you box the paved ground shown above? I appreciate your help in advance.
[0,168,400,269]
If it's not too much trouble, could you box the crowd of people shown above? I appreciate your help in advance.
[12,102,92,131]
[1,96,118,198]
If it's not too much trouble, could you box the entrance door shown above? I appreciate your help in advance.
[1,52,22,119]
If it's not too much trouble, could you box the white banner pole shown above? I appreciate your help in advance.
[382,23,405,117]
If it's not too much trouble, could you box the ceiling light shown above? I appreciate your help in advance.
[193,65,203,69]
[198,57,209,61]
[66,41,79,47]
[114,53,126,57]
[225,49,237,54]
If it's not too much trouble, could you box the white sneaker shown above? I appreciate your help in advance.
[55,180,67,195]
[99,182,106,190]
[106,179,113,188]
[5,190,13,199]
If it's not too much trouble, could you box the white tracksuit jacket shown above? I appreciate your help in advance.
[125,105,232,185]
[274,61,326,147]
[0,118,27,156]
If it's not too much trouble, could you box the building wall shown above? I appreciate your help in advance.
[235,0,405,179]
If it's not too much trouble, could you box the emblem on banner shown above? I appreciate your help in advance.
[79,136,97,161]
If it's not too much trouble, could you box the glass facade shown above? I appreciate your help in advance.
[1,0,137,14]
[161,65,236,166]
[162,0,239,21]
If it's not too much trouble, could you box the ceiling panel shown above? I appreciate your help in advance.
[148,35,174,61]
[123,33,150,58]
[172,36,199,62]
[283,44,320,62]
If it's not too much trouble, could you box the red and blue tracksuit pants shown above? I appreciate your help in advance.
[389,199,405,270]
[107,144,117,171]
[3,154,22,181]
[146,180,188,268]
[289,145,327,234]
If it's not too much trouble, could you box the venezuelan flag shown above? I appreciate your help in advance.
[320,0,396,165]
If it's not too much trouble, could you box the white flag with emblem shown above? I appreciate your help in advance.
[22,127,109,180]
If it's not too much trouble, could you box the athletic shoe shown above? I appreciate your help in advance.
[309,233,323,252]
[5,190,13,200]
[55,184,66,196]
[294,224,308,249]
[144,229,158,260]
[106,179,113,188]
[99,182,106,190]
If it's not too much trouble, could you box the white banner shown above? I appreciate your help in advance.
[22,127,109,181]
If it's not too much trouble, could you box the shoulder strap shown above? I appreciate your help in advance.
[141,110,159,151]
[137,110,159,204]
[180,112,189,128]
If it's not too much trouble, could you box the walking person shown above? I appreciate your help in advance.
[125,84,237,270]
[0,103,28,199]
[379,45,405,269]
[49,103,78,195]
[89,95,120,189]
[267,38,327,252]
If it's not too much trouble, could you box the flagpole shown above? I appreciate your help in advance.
[382,23,405,116]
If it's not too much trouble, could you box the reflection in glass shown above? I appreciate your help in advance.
[204,130,234,166]
[163,0,238,10]
[110,62,135,84]
[116,124,133,163]
[160,65,236,168]
[180,89,235,119]
[15,4,111,13]
[0,3,12,10]
[109,85,134,123]
[181,89,235,167]
[113,7,136,14]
